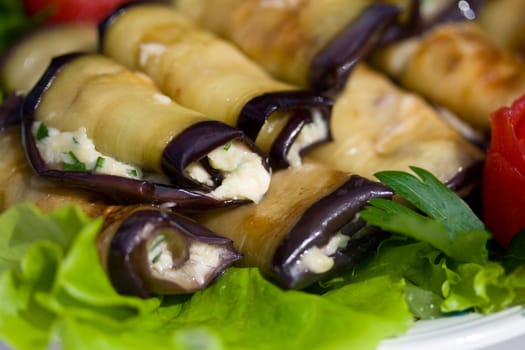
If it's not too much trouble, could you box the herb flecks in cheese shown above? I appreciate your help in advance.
[33,122,142,179]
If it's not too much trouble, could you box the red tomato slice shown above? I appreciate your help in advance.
[23,0,134,24]
[483,94,525,248]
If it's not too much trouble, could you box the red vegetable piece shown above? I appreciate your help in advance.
[483,94,525,248]
[23,0,134,24]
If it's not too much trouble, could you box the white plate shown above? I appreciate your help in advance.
[379,306,525,350]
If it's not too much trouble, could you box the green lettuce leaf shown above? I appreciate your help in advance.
[441,262,525,314]
[327,236,525,318]
[0,204,159,350]
[0,204,412,350]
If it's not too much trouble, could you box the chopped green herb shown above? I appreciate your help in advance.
[223,142,232,151]
[127,168,138,177]
[149,235,166,264]
[36,123,49,141]
[63,151,86,171]
[72,136,79,144]
[94,156,105,170]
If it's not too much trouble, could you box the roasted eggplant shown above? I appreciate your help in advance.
[100,2,333,169]
[0,126,241,298]
[307,63,485,195]
[0,23,98,131]
[477,0,525,57]
[371,20,525,132]
[194,161,393,289]
[22,53,271,206]
[0,23,98,95]
[173,0,415,94]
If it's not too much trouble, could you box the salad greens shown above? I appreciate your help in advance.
[336,167,525,316]
[0,204,411,350]
[0,168,523,350]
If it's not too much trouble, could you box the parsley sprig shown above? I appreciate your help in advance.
[360,167,490,265]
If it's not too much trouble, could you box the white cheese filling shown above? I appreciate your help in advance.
[184,141,270,203]
[292,233,350,275]
[33,122,142,179]
[148,234,230,289]
[286,109,328,167]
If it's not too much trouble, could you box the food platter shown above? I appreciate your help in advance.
[380,306,525,350]
[1,1,525,349]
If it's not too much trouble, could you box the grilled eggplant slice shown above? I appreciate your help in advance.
[194,161,393,289]
[307,64,485,194]
[22,53,270,205]
[0,23,98,132]
[477,0,525,57]
[100,3,333,169]
[99,206,241,298]
[372,21,525,132]
[173,0,414,94]
[0,126,241,297]
[0,23,98,95]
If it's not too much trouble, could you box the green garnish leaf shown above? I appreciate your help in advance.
[223,142,232,151]
[72,137,79,144]
[36,123,49,141]
[63,151,86,172]
[94,157,105,170]
[360,167,490,264]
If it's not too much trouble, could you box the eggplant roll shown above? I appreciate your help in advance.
[100,3,333,169]
[0,23,98,96]
[23,53,271,205]
[194,161,393,289]
[0,23,98,131]
[477,0,525,57]
[307,64,485,193]
[0,127,241,298]
[371,21,525,132]
[173,0,415,94]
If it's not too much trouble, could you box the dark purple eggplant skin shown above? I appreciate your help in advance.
[107,209,242,297]
[0,92,23,131]
[20,117,242,210]
[271,175,394,289]
[268,110,310,170]
[20,52,249,210]
[309,3,402,95]
[161,120,270,191]
[445,159,484,196]
[379,0,421,45]
[238,91,333,169]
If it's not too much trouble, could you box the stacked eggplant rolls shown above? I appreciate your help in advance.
[0,0,499,297]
